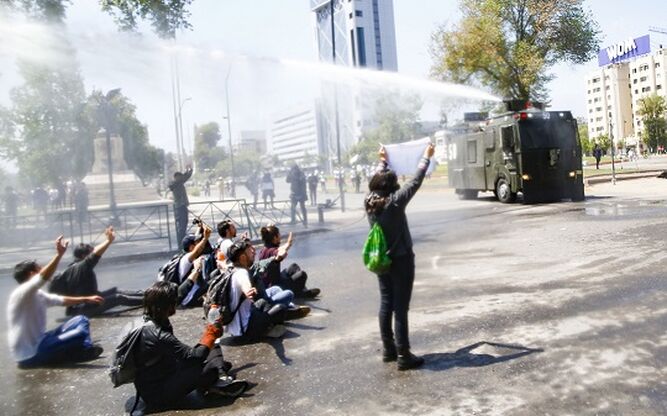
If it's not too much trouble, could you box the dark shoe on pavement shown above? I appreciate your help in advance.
[382,344,397,362]
[284,305,311,320]
[298,288,321,299]
[207,376,248,398]
[77,344,104,362]
[397,351,424,371]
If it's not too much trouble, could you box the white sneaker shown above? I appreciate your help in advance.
[265,324,286,338]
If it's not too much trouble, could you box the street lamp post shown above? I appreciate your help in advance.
[177,97,192,171]
[609,120,617,185]
[100,88,122,226]
[224,67,236,198]
[330,0,345,212]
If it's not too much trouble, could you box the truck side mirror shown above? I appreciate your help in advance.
[501,127,514,150]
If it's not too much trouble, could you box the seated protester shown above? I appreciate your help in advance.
[49,226,143,317]
[215,218,250,270]
[177,224,214,307]
[258,225,320,299]
[134,281,248,410]
[225,240,310,340]
[8,236,104,368]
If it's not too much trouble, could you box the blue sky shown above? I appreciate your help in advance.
[3,0,667,155]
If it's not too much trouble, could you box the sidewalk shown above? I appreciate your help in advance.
[0,198,367,275]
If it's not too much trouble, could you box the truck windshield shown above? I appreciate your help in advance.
[518,116,578,150]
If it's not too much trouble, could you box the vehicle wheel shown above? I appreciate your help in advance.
[459,189,478,200]
[496,178,516,203]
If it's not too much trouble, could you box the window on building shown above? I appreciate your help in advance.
[595,107,602,112]
[635,89,639,94]
[633,68,637,73]
[605,86,610,90]
[640,76,647,82]
[355,10,362,16]
[658,85,663,90]
[604,75,610,80]
[592,78,600,83]
[587,90,590,94]
[349,12,353,18]
[656,62,661,68]
[589,109,593,113]
[633,79,638,84]
[588,99,592,104]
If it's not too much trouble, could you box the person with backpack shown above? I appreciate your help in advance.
[158,222,214,308]
[132,281,248,411]
[49,226,144,317]
[8,236,104,367]
[364,143,435,371]
[258,225,320,299]
[224,240,310,340]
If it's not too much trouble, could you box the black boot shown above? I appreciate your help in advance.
[382,341,397,362]
[397,350,424,371]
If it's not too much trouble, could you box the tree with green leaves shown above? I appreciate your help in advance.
[430,0,601,101]
[577,118,592,156]
[86,89,163,182]
[193,122,226,173]
[0,60,91,186]
[3,0,193,37]
[594,133,611,155]
[348,92,423,165]
[637,94,667,152]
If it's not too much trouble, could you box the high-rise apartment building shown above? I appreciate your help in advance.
[310,0,398,166]
[585,34,667,146]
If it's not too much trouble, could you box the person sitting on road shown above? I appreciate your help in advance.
[225,240,310,340]
[257,225,320,299]
[175,223,214,307]
[48,226,144,317]
[8,236,104,368]
[133,281,248,411]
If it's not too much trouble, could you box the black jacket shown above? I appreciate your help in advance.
[133,317,209,398]
[366,158,430,258]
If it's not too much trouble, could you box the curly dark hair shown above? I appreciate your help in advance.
[365,170,399,216]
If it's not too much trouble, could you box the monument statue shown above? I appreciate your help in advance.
[90,129,129,174]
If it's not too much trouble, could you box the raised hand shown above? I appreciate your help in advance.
[55,235,69,256]
[378,146,388,162]
[105,226,116,243]
[423,142,435,159]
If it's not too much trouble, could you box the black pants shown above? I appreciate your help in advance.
[140,346,225,408]
[309,186,317,206]
[242,300,287,340]
[278,263,307,295]
[290,198,307,225]
[377,254,415,352]
[174,204,189,244]
[66,287,143,317]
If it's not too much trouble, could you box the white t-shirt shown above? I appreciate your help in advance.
[178,254,194,282]
[225,268,252,337]
[7,273,64,361]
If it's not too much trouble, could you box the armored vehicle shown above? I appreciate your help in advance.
[446,101,585,203]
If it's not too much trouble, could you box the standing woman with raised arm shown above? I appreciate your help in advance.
[364,142,435,371]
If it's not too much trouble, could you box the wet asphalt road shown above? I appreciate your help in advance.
[1,181,666,415]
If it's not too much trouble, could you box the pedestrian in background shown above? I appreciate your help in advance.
[593,144,602,170]
[364,142,435,371]
[261,171,275,209]
[169,166,193,245]
[307,171,319,206]
[286,164,308,226]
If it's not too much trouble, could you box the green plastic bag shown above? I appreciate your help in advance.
[362,223,392,274]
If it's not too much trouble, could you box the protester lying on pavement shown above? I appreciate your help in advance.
[133,281,248,411]
[49,226,143,317]
[258,224,320,299]
[8,236,104,368]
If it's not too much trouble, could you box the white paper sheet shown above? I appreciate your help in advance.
[382,137,436,175]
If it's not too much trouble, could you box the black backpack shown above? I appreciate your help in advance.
[109,321,154,388]
[158,253,184,283]
[203,266,242,325]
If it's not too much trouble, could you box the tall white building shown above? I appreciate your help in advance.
[268,105,326,166]
[310,0,398,166]
[585,34,667,146]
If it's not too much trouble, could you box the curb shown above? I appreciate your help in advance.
[585,171,663,186]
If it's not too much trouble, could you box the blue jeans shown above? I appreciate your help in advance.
[19,315,94,367]
[265,286,294,306]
